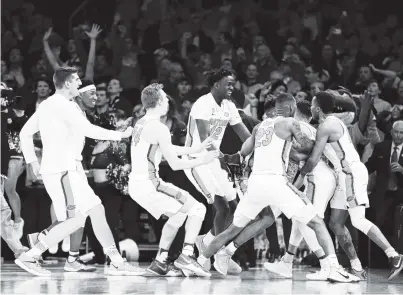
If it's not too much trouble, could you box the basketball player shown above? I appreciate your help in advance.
[295,91,403,281]
[197,93,359,282]
[17,67,144,276]
[129,83,219,277]
[26,79,99,272]
[183,69,251,273]
[264,99,367,280]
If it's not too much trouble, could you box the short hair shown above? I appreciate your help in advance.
[314,91,335,114]
[275,93,296,106]
[141,83,164,109]
[35,78,51,89]
[53,67,77,89]
[296,100,312,118]
[206,68,234,87]
[96,86,107,92]
[264,99,276,111]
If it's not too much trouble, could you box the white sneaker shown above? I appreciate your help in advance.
[195,235,211,271]
[62,237,70,252]
[214,248,242,275]
[328,266,360,283]
[105,261,145,276]
[263,259,293,279]
[213,249,231,275]
[15,252,51,276]
[306,268,329,281]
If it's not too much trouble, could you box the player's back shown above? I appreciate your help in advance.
[252,117,292,176]
[299,121,341,171]
[36,94,79,173]
[130,117,163,180]
[325,116,360,168]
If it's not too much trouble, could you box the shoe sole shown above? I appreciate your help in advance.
[15,259,51,277]
[174,261,211,277]
[64,266,97,272]
[146,267,182,277]
[263,263,292,279]
[388,259,403,281]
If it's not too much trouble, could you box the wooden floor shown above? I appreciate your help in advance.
[1,263,403,294]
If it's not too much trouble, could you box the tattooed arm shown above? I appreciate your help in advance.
[289,119,314,153]
[299,123,331,176]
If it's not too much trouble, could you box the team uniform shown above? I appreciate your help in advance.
[184,93,241,203]
[298,121,345,217]
[324,116,369,209]
[234,117,316,224]
[20,94,123,221]
[128,117,191,219]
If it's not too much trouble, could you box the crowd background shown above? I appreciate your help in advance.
[1,0,403,268]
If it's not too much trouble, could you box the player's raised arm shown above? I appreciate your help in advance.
[63,100,132,140]
[20,111,40,164]
[156,123,219,171]
[299,123,331,176]
[289,118,314,153]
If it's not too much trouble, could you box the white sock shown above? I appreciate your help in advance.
[319,257,328,269]
[225,242,238,255]
[156,249,168,263]
[283,252,294,264]
[350,258,363,271]
[104,245,124,264]
[197,255,208,266]
[203,231,215,246]
[326,254,339,267]
[26,240,48,258]
[182,244,194,257]
[68,251,79,263]
[385,247,398,258]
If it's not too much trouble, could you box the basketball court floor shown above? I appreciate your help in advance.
[1,263,403,294]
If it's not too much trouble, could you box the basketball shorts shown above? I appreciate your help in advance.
[41,163,101,221]
[184,158,236,204]
[128,176,190,219]
[304,161,337,218]
[331,161,369,210]
[234,174,316,224]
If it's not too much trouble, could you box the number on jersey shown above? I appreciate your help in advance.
[132,126,143,146]
[211,125,223,140]
[255,126,274,148]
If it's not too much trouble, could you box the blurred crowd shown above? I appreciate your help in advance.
[1,0,403,265]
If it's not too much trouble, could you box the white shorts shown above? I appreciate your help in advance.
[234,174,316,224]
[41,164,101,221]
[184,158,236,203]
[304,161,337,218]
[129,176,190,219]
[331,162,369,210]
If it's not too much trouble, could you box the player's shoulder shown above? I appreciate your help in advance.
[193,93,213,106]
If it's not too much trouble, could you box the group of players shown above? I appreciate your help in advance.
[12,66,403,283]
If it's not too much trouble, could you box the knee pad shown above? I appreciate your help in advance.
[348,206,373,234]
[187,202,206,219]
[166,212,187,228]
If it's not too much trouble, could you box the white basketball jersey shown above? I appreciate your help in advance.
[129,117,162,179]
[252,117,291,176]
[299,121,341,171]
[325,116,360,169]
[185,93,242,156]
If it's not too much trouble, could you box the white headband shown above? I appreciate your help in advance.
[79,85,96,93]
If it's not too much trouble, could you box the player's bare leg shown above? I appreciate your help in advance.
[329,209,366,279]
[348,205,403,280]
[16,204,144,276]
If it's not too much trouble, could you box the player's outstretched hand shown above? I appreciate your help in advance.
[121,126,133,138]
[202,150,220,164]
